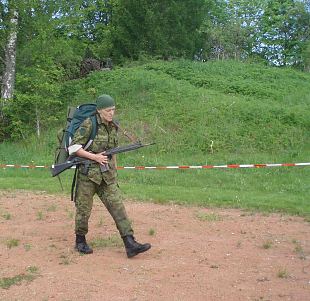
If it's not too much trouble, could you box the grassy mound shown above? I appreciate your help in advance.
[1,59,309,217]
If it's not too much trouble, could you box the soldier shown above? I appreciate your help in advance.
[68,94,151,258]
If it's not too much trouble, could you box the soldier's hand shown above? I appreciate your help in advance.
[93,152,109,165]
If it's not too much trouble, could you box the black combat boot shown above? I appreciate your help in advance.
[75,234,93,254]
[122,235,151,258]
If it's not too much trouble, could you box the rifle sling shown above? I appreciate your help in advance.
[71,168,78,202]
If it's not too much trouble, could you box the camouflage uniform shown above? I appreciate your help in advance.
[71,113,133,237]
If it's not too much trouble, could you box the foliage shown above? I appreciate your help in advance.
[259,0,310,66]
[0,60,309,217]
[55,0,113,60]
[200,0,263,60]
[200,0,310,66]
[1,0,309,140]
[1,59,309,150]
[111,0,207,60]
[301,40,310,71]
[1,66,63,139]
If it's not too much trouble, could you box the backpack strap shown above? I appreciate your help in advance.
[71,116,97,202]
[83,115,98,150]
[71,168,78,202]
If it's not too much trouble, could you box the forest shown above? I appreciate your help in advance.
[0,0,309,140]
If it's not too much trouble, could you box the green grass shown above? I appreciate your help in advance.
[46,204,57,212]
[262,240,273,249]
[195,211,223,222]
[0,162,308,218]
[277,268,289,279]
[5,239,20,249]
[89,235,123,249]
[0,59,309,218]
[2,212,11,220]
[148,228,156,236]
[59,253,74,265]
[0,266,39,289]
[292,240,307,260]
[36,211,45,220]
[0,273,36,289]
[26,266,39,274]
[24,243,32,251]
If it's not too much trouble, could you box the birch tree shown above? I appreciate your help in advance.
[1,7,18,101]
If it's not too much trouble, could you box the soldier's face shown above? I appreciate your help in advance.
[98,106,115,122]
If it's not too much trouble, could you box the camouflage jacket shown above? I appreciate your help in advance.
[70,113,118,185]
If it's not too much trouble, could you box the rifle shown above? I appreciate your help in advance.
[50,142,155,177]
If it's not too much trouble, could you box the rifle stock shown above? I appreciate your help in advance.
[51,159,85,177]
[51,142,154,177]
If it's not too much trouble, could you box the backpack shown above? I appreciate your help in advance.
[54,103,98,165]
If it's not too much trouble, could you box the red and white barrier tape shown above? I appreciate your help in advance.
[0,164,50,169]
[117,163,310,169]
[0,163,309,170]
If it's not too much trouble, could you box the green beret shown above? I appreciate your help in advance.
[96,94,115,109]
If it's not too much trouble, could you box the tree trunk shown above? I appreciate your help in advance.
[1,9,19,101]
[36,105,40,137]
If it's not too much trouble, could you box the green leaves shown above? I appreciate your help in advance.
[259,0,310,66]
[111,0,206,60]
[0,0,309,141]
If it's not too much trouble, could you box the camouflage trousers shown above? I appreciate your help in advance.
[74,172,133,237]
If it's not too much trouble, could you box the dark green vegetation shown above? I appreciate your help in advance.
[0,60,309,218]
[1,1,310,140]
